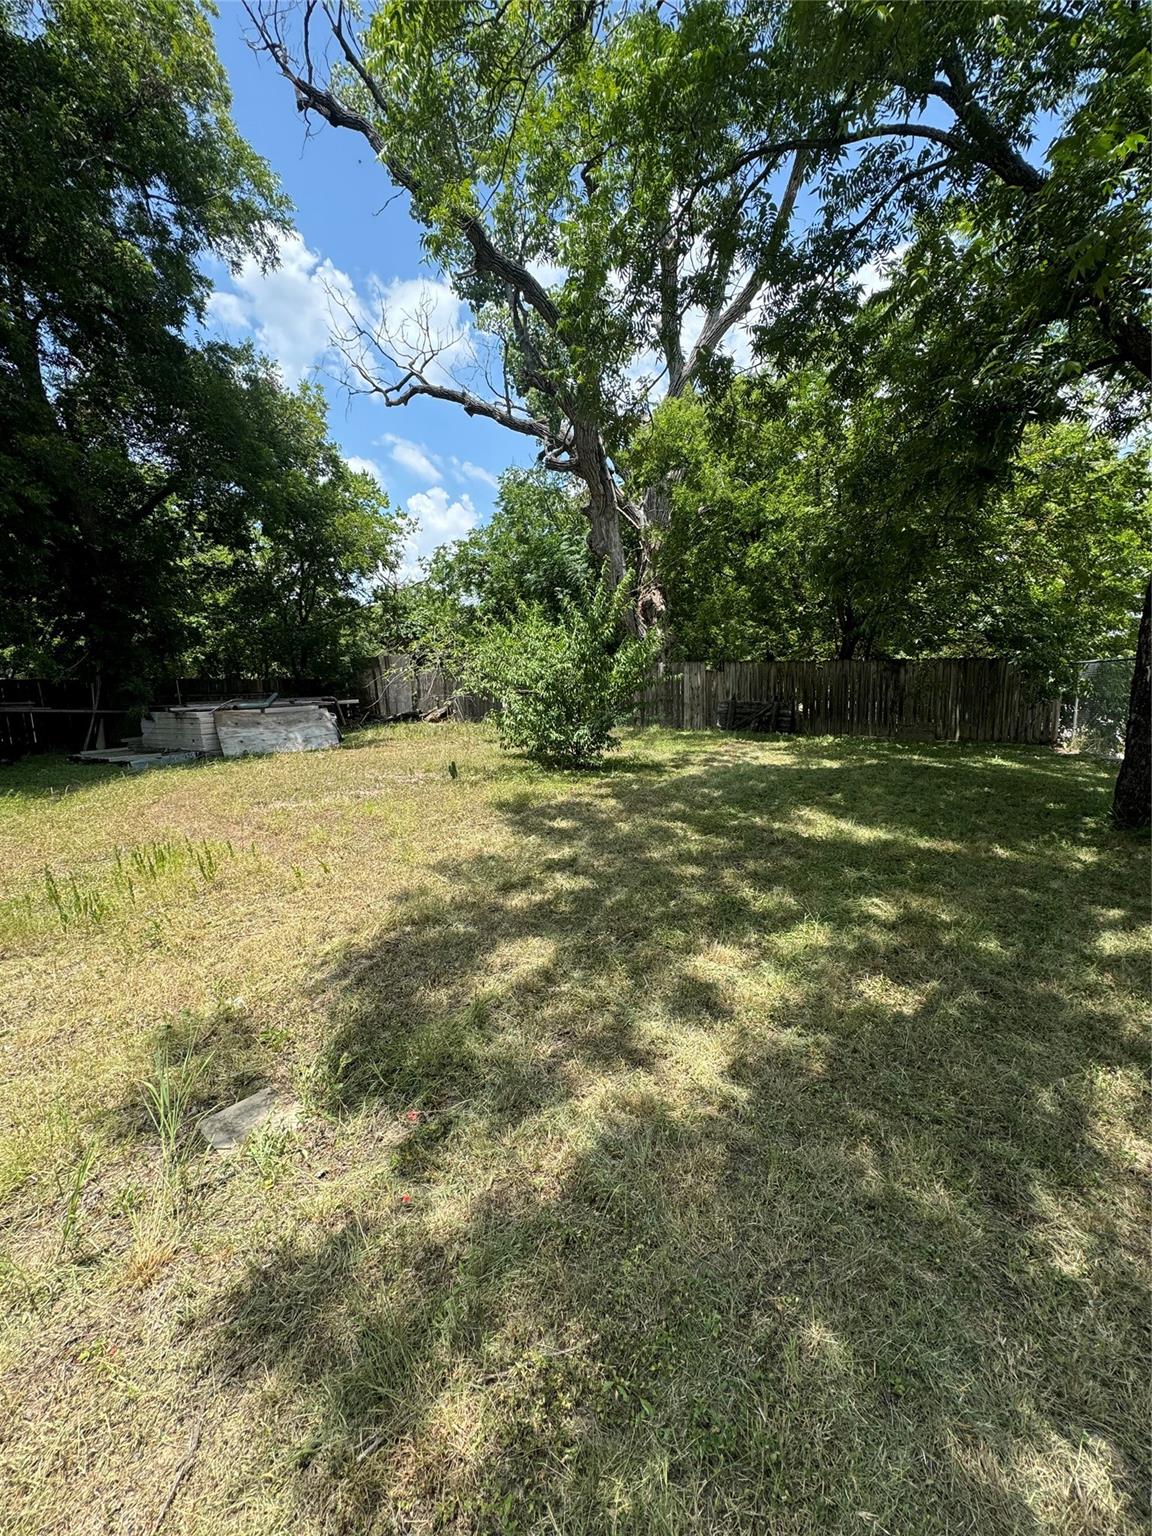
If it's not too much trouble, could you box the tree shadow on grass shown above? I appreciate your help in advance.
[206,739,1149,1535]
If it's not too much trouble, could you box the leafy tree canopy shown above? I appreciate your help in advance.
[0,0,288,690]
[634,367,1149,681]
[397,467,593,659]
[186,372,410,685]
[248,0,1149,629]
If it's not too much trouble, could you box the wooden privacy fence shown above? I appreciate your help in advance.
[360,654,491,722]
[635,658,1061,744]
[363,653,1061,745]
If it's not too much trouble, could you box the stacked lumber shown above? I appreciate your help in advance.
[141,709,222,754]
[214,705,338,758]
[135,700,340,760]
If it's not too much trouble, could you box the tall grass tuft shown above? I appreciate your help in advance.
[57,1141,98,1257]
[141,1045,212,1170]
[9,839,238,940]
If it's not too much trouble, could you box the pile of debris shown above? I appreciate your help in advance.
[73,693,352,772]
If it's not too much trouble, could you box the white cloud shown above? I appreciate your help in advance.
[205,290,248,329]
[451,456,500,491]
[854,241,912,299]
[379,432,442,480]
[206,229,359,385]
[408,485,477,539]
[344,455,385,484]
[371,434,502,496]
[526,257,568,290]
[206,231,484,395]
[398,485,478,579]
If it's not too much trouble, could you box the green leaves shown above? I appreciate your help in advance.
[188,369,410,683]
[635,337,1148,678]
[0,0,289,688]
[399,468,592,662]
[463,572,660,769]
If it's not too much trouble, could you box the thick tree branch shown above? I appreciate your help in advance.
[928,74,1045,193]
[132,471,186,525]
[702,122,969,191]
[657,229,685,384]
[675,149,808,393]
[368,373,555,439]
[327,281,556,442]
[243,1,561,328]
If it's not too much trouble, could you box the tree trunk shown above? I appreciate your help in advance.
[571,421,626,587]
[836,600,862,659]
[635,480,672,637]
[1112,576,1150,829]
[572,424,671,637]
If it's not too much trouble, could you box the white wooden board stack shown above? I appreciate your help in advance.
[214,705,339,758]
[141,708,223,754]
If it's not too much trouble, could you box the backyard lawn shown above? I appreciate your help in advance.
[0,725,1147,1536]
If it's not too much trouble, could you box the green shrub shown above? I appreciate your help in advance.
[464,575,660,768]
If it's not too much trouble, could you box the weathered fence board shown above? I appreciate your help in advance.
[363,655,491,723]
[360,654,1061,746]
[666,657,1059,744]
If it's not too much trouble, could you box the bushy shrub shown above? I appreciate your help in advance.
[463,575,660,768]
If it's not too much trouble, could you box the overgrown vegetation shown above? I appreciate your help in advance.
[463,574,660,767]
[631,376,1149,680]
[0,727,1147,1533]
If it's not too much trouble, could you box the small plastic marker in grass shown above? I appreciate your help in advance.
[399,1193,412,1206]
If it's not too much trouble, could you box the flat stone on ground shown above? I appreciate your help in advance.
[199,1087,298,1151]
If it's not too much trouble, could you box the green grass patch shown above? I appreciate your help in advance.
[0,725,1147,1534]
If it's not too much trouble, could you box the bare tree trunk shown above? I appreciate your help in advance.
[571,434,672,636]
[1112,576,1150,829]
[836,600,863,660]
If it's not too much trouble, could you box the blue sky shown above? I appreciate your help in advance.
[204,3,536,574]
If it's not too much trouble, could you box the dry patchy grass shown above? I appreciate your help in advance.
[0,724,1148,1535]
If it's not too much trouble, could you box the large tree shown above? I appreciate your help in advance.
[244,0,818,627]
[1112,579,1150,828]
[762,0,1151,382]
[249,0,1148,815]
[0,0,286,691]
[247,0,1148,623]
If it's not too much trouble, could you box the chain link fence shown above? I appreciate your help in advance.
[1061,659,1133,758]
